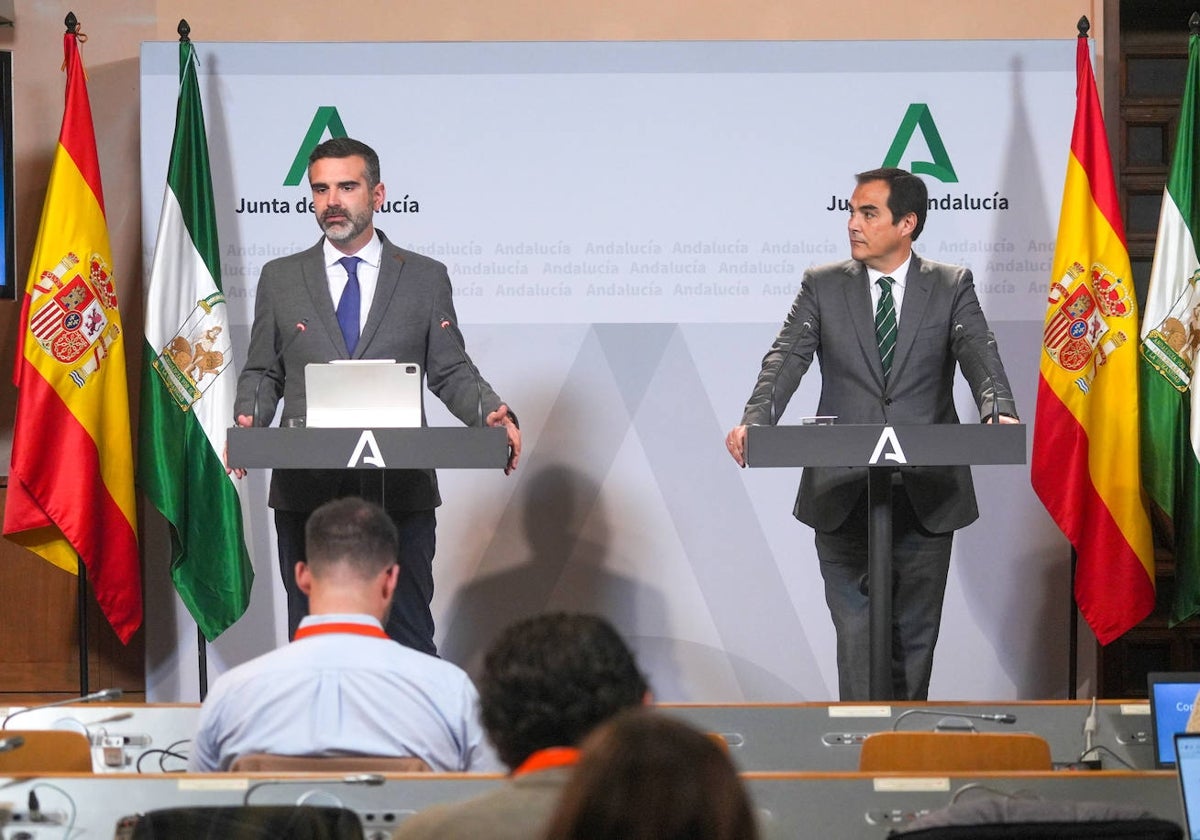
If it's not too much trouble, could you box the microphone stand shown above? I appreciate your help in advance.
[242,773,386,807]
[768,321,813,426]
[2,687,123,729]
[891,707,1017,731]
[439,317,485,427]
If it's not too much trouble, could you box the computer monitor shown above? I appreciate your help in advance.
[1175,732,1200,839]
[1149,672,1200,768]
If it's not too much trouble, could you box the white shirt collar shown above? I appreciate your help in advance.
[323,231,383,270]
[297,613,385,631]
[866,252,913,289]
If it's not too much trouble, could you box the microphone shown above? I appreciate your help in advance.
[768,320,814,425]
[251,319,308,427]
[984,330,1001,425]
[243,772,386,806]
[1083,695,1098,754]
[1,687,123,729]
[0,735,24,752]
[439,316,485,427]
[953,323,999,424]
[891,708,1017,730]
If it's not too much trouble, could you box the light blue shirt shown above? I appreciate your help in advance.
[189,614,500,772]
[324,234,382,329]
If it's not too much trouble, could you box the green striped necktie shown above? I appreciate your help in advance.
[875,276,897,380]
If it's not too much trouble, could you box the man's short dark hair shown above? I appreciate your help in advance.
[855,166,928,241]
[309,137,381,189]
[304,497,398,580]
[479,612,648,770]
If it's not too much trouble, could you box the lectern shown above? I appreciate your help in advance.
[226,426,509,471]
[745,423,1026,700]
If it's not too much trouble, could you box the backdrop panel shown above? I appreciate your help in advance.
[140,40,1074,701]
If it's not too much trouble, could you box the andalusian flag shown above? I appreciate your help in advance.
[3,29,141,642]
[1031,28,1154,644]
[138,34,252,641]
[1139,23,1200,625]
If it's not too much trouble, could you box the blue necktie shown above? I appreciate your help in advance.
[336,256,361,356]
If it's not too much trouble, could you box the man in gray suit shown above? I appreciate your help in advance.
[726,167,1017,701]
[233,137,520,654]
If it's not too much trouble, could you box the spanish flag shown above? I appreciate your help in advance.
[3,27,141,643]
[1031,23,1154,644]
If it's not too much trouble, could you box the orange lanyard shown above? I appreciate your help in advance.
[512,747,581,777]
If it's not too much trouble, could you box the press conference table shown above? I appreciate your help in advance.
[0,699,1155,774]
[663,700,1154,771]
[0,770,1181,840]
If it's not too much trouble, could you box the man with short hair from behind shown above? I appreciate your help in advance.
[392,612,649,839]
[189,497,499,772]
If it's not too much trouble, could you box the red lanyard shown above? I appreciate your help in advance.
[292,621,390,641]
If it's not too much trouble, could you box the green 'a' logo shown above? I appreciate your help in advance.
[882,104,958,184]
[283,107,349,186]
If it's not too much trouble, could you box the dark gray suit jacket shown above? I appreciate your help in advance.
[234,231,506,513]
[740,254,1017,534]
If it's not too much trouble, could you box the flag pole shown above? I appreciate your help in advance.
[1069,548,1078,699]
[66,10,91,699]
[77,556,89,694]
[175,16,212,703]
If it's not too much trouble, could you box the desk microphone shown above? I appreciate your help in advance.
[768,320,813,426]
[0,735,24,752]
[242,772,386,807]
[891,708,1017,731]
[1081,696,1100,761]
[250,319,308,427]
[440,316,485,427]
[1,687,123,729]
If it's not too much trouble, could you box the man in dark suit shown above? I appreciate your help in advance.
[233,137,520,654]
[725,167,1017,701]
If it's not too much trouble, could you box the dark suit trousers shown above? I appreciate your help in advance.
[814,479,952,701]
[274,508,438,655]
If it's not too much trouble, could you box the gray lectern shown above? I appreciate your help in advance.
[226,426,510,471]
[745,423,1026,700]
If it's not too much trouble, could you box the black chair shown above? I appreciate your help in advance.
[893,819,1181,839]
[891,797,1182,840]
[127,805,364,839]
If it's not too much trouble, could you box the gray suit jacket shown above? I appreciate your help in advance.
[741,254,1017,534]
[234,231,506,513]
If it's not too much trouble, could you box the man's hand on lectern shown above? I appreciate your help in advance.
[725,425,748,468]
[486,403,521,475]
[226,414,253,479]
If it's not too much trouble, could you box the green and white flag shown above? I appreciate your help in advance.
[1139,24,1200,624]
[138,38,252,641]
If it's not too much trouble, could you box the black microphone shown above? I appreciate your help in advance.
[953,323,999,424]
[243,772,386,806]
[984,330,1001,424]
[2,687,124,729]
[891,708,1017,731]
[251,319,308,427]
[0,735,24,752]
[768,320,813,426]
[439,316,486,428]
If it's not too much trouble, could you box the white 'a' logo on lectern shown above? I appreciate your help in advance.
[868,427,907,465]
[347,430,386,468]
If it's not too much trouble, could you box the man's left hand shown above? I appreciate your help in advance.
[985,415,1020,424]
[487,403,521,474]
